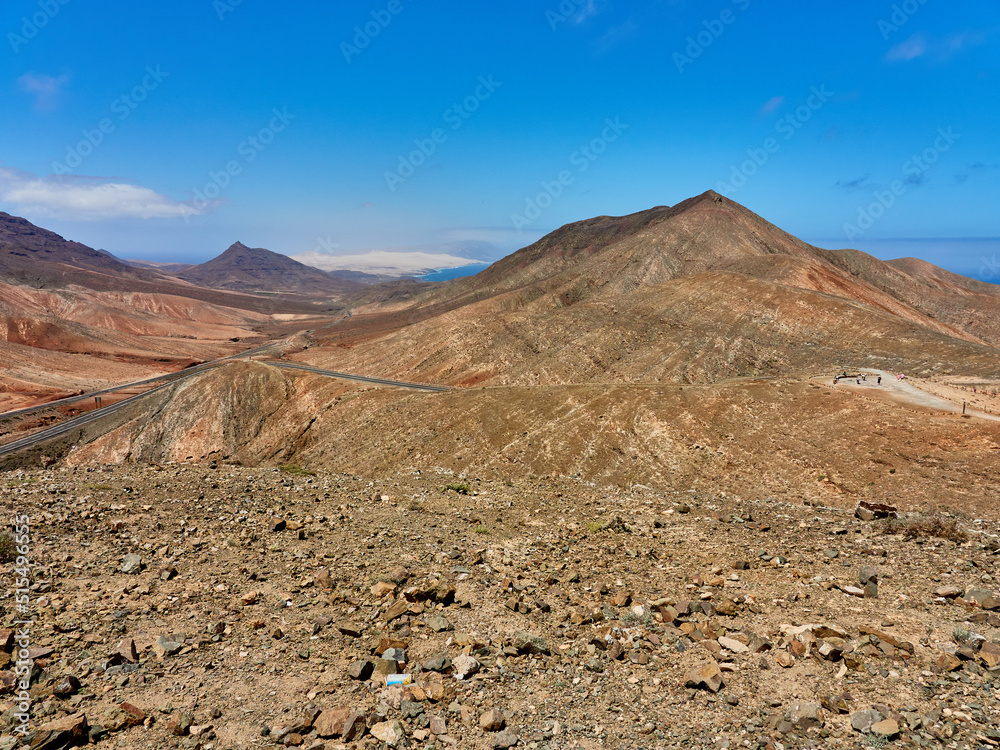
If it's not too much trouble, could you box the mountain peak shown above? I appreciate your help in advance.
[444,190,820,305]
[178,241,359,295]
[696,188,725,202]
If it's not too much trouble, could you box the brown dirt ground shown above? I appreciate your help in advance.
[1,464,998,750]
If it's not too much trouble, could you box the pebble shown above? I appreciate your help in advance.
[120,553,143,574]
[492,729,519,748]
[684,661,723,693]
[480,708,506,731]
[510,631,550,655]
[871,718,900,738]
[850,708,883,733]
[370,720,405,746]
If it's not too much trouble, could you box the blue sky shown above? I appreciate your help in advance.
[1,0,998,280]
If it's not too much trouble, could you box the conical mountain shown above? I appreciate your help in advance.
[309,191,1000,385]
[178,241,359,295]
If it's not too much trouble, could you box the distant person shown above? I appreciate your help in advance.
[857,379,861,385]
[877,376,882,385]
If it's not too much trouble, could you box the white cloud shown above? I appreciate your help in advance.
[573,0,599,23]
[941,29,989,57]
[887,30,992,62]
[292,250,486,276]
[887,33,927,61]
[0,168,202,221]
[18,72,70,112]
[758,96,785,116]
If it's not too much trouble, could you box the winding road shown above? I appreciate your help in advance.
[0,382,176,458]
[0,345,450,459]
[6,350,993,463]
[0,342,280,422]
[273,362,450,392]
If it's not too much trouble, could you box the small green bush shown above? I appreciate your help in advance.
[279,464,316,477]
[444,482,470,495]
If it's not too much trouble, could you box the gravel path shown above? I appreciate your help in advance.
[827,370,1000,423]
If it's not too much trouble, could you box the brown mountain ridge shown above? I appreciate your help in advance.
[306,190,1000,386]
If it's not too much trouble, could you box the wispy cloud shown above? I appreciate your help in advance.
[572,0,600,24]
[941,29,990,58]
[758,96,785,117]
[18,73,70,112]
[887,33,927,61]
[0,167,203,221]
[596,16,639,52]
[887,29,992,62]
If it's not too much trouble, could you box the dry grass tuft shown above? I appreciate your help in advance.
[0,531,16,562]
[881,515,968,543]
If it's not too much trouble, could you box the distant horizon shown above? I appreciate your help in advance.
[2,3,996,284]
[10,194,1000,283]
[7,199,999,284]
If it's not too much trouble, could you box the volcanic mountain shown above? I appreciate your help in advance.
[0,212,348,314]
[300,190,1000,386]
[0,216,351,411]
[178,242,359,296]
[0,211,146,288]
[20,191,1000,512]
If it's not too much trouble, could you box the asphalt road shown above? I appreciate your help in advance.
[273,362,451,392]
[0,346,449,459]
[0,342,280,421]
[0,382,175,458]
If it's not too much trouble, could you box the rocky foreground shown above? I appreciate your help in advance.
[1,464,999,750]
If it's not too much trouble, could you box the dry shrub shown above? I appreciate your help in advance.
[881,515,968,543]
[0,531,15,562]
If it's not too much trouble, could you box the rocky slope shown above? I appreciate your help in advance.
[1,464,998,750]
[36,361,1000,521]
[307,193,1000,389]
[0,281,277,412]
[0,213,343,315]
[0,212,142,289]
